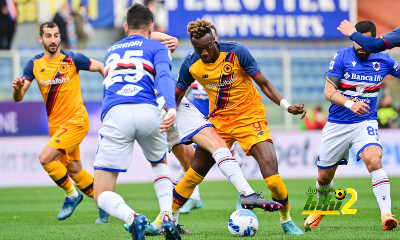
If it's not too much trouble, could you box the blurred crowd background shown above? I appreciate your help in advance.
[1,0,400,131]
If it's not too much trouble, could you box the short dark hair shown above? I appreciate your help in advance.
[126,3,154,31]
[39,22,59,36]
[355,21,376,37]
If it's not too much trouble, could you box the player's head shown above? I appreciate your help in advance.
[210,25,219,41]
[353,21,376,60]
[125,3,154,37]
[187,19,219,63]
[39,22,61,54]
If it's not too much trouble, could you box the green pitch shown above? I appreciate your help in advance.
[1,178,399,239]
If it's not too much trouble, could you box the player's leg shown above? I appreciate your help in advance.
[231,142,246,209]
[94,104,150,239]
[305,122,352,230]
[354,123,397,230]
[172,144,203,214]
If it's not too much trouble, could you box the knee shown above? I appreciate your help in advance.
[364,156,383,172]
[317,173,332,185]
[39,151,52,165]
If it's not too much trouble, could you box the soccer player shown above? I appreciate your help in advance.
[92,4,179,240]
[338,19,400,53]
[304,21,399,231]
[172,19,306,235]
[12,22,106,222]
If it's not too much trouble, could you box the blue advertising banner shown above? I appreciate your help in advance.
[0,102,102,137]
[167,0,355,39]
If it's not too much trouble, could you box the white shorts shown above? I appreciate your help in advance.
[94,104,167,172]
[317,120,382,169]
[157,96,213,151]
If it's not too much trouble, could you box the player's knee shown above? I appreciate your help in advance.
[39,151,52,165]
[317,173,333,185]
[365,157,383,172]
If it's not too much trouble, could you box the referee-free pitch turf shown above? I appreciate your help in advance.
[0,178,399,239]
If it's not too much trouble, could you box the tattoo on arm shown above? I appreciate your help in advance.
[329,90,339,102]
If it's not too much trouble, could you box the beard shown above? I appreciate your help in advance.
[43,42,59,54]
[353,46,371,60]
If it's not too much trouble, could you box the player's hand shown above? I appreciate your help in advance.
[13,77,25,90]
[351,101,370,115]
[161,37,179,54]
[159,108,176,132]
[288,103,306,119]
[337,19,357,37]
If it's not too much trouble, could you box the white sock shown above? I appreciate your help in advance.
[152,163,173,215]
[316,180,334,208]
[213,147,254,196]
[371,168,391,218]
[190,185,201,201]
[174,168,186,186]
[66,188,79,199]
[97,191,135,225]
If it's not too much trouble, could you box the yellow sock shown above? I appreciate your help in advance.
[265,174,290,222]
[42,161,74,194]
[154,212,163,228]
[71,169,94,198]
[172,167,204,211]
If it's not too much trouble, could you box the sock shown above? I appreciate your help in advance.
[371,168,391,218]
[190,185,201,201]
[42,161,75,196]
[265,174,291,223]
[71,169,94,198]
[173,168,186,186]
[316,180,334,208]
[172,167,204,212]
[153,213,163,229]
[213,147,254,196]
[97,191,135,225]
[152,163,173,215]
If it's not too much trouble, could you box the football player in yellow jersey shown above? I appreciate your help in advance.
[172,19,306,235]
[12,22,106,222]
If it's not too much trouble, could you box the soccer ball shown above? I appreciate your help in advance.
[228,209,259,237]
[335,189,346,200]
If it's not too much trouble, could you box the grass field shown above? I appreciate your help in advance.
[1,177,399,239]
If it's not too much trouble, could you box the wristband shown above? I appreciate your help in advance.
[344,100,354,109]
[165,108,177,119]
[279,99,291,110]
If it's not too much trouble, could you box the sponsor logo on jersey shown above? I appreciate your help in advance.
[38,77,71,86]
[350,73,383,82]
[202,74,208,79]
[116,84,143,96]
[351,61,357,67]
[372,62,380,71]
[344,72,350,79]
[205,75,238,89]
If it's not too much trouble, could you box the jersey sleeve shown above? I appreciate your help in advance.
[234,43,261,77]
[154,43,172,68]
[389,58,400,78]
[22,58,35,82]
[69,51,91,71]
[326,50,345,78]
[350,32,388,53]
[382,26,400,49]
[176,57,196,91]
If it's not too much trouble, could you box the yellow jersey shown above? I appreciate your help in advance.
[22,50,91,128]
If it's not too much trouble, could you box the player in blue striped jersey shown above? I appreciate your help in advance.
[305,21,399,231]
[93,4,179,240]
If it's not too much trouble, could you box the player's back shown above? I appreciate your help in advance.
[101,35,170,120]
[22,50,91,128]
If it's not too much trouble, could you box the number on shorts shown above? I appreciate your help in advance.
[366,126,379,140]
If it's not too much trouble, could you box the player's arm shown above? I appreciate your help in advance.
[324,76,369,115]
[13,77,32,102]
[253,73,306,119]
[337,19,388,53]
[151,32,179,54]
[88,58,105,77]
